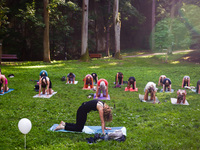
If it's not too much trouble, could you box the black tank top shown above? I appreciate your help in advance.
[81,100,104,113]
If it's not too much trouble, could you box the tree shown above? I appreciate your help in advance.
[80,0,90,61]
[43,0,50,62]
[113,0,121,59]
[151,0,156,51]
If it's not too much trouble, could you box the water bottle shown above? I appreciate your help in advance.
[104,133,108,141]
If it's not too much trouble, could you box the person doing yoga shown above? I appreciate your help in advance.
[96,79,109,99]
[38,76,53,96]
[55,100,112,134]
[144,82,157,103]
[127,77,136,90]
[196,80,200,94]
[158,75,166,86]
[115,72,123,85]
[91,73,98,84]
[67,72,76,84]
[177,89,186,104]
[181,76,190,88]
[0,71,9,94]
[39,70,48,79]
[83,74,94,88]
[163,78,171,92]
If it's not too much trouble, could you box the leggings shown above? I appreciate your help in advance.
[64,105,87,132]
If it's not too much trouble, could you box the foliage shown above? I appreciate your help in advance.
[0,0,9,38]
[153,18,191,51]
[0,53,200,149]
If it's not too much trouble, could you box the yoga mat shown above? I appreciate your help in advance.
[93,93,110,100]
[191,89,196,92]
[33,92,57,98]
[160,89,174,93]
[66,81,78,84]
[171,98,189,105]
[0,89,14,95]
[125,87,138,92]
[139,94,160,103]
[82,86,93,90]
[49,124,127,136]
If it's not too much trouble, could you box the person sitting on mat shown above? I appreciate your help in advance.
[127,77,136,90]
[91,73,98,84]
[54,100,112,134]
[39,70,48,79]
[38,76,53,96]
[158,75,166,86]
[96,79,108,99]
[196,80,200,94]
[177,89,186,104]
[67,72,76,84]
[162,78,172,92]
[0,73,9,94]
[83,74,94,89]
[144,82,157,103]
[115,72,123,85]
[181,76,190,88]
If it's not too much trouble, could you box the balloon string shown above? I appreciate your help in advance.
[24,134,26,149]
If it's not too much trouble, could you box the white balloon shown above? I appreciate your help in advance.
[18,118,32,134]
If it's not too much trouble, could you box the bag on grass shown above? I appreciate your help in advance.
[61,76,66,81]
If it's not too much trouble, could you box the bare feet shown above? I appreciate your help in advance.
[61,121,65,126]
[54,123,64,131]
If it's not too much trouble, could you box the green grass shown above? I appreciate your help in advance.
[0,53,200,150]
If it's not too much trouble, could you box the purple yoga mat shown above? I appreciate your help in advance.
[93,93,110,100]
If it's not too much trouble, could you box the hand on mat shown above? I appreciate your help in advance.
[95,97,98,99]
[0,91,4,94]
[105,127,111,130]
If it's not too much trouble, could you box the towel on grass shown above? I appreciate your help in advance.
[125,87,138,92]
[160,89,174,93]
[33,92,57,98]
[49,124,126,136]
[0,89,14,95]
[171,98,189,105]
[93,93,110,100]
[66,81,78,84]
[139,94,160,103]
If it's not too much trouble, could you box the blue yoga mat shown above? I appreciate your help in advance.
[49,124,126,136]
[160,89,174,93]
[0,89,14,95]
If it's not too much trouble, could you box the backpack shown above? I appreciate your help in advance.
[61,76,66,81]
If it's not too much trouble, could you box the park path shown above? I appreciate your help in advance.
[123,50,194,58]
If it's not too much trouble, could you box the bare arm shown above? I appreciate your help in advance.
[39,80,42,96]
[96,87,99,98]
[158,77,161,85]
[97,105,105,134]
[198,85,200,94]
[134,81,136,89]
[66,77,69,83]
[116,73,119,84]
[46,79,50,94]
[121,75,123,85]
[181,78,184,88]
[188,79,190,87]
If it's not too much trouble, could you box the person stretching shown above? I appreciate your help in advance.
[196,80,200,94]
[67,72,76,84]
[177,89,186,104]
[55,100,112,134]
[127,77,136,90]
[38,76,53,96]
[96,79,108,99]
[182,76,190,88]
[115,72,123,85]
[39,70,48,79]
[144,82,157,103]
[0,73,9,94]
[91,73,98,84]
[163,78,172,92]
[83,74,94,89]
[158,75,166,86]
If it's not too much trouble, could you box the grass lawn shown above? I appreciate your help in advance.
[0,52,200,150]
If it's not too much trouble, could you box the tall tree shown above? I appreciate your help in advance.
[151,0,156,51]
[80,0,90,61]
[43,0,50,62]
[113,0,121,59]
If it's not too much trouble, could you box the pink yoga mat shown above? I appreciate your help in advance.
[125,87,138,92]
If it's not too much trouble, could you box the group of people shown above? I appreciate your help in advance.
[1,68,200,134]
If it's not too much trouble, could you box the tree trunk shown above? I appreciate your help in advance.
[106,0,111,56]
[151,0,155,51]
[168,0,175,55]
[0,40,2,65]
[43,0,51,62]
[80,0,90,61]
[113,0,121,59]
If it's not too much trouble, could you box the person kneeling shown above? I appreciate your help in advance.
[96,79,108,99]
[83,74,94,89]
[182,76,190,88]
[163,78,172,92]
[127,77,136,90]
[177,89,186,104]
[144,82,157,104]
[39,76,53,96]
[67,72,76,84]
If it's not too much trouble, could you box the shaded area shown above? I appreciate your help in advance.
[178,50,200,63]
